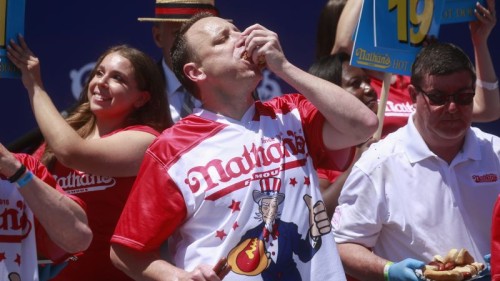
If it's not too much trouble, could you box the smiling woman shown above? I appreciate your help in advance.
[6,37,173,280]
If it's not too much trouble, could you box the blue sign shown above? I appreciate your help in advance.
[374,0,443,49]
[351,0,424,75]
[352,0,488,76]
[0,0,25,79]
[441,0,486,24]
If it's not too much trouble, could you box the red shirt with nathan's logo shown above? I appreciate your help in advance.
[371,74,414,138]
[34,125,160,281]
[112,94,350,281]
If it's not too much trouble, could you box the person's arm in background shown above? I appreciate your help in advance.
[470,0,499,122]
[0,143,92,253]
[331,0,361,55]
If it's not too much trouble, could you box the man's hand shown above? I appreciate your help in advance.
[388,258,425,281]
[7,35,44,92]
[239,24,286,74]
[470,0,496,45]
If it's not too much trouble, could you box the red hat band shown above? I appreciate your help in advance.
[155,3,219,20]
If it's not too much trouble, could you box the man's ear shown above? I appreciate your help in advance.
[408,85,418,103]
[152,24,162,48]
[184,62,206,82]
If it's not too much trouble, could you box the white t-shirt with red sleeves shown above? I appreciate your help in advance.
[0,180,38,281]
[113,94,349,281]
[0,154,84,281]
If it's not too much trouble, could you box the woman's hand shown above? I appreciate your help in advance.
[7,34,44,93]
[470,0,496,46]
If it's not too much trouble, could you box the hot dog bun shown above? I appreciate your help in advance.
[455,248,475,266]
[424,267,463,281]
[422,249,484,281]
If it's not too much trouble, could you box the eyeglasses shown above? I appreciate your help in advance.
[414,86,475,106]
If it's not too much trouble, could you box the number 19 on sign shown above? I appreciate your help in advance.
[388,0,434,45]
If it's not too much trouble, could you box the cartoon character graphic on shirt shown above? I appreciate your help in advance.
[227,177,330,280]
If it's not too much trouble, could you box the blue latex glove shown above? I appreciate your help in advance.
[388,258,425,281]
[478,254,491,279]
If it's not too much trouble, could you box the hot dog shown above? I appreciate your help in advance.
[422,249,484,281]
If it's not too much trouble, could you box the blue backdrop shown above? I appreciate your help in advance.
[1,0,499,147]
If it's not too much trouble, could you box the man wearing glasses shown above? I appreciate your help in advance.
[332,42,500,281]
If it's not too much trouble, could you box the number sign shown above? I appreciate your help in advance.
[0,0,25,79]
[352,0,484,75]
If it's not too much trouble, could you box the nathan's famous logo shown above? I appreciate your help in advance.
[385,101,415,116]
[472,173,498,183]
[185,130,306,193]
[354,48,391,69]
[0,200,32,243]
[55,171,116,194]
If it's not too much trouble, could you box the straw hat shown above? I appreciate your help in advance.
[138,0,220,22]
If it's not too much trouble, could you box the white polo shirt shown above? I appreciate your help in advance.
[333,113,500,263]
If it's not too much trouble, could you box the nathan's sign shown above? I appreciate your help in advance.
[441,0,484,24]
[0,0,25,79]
[351,0,485,76]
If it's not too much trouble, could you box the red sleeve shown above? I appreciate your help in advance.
[31,143,46,160]
[292,94,354,171]
[111,142,187,252]
[263,94,354,171]
[492,195,500,280]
